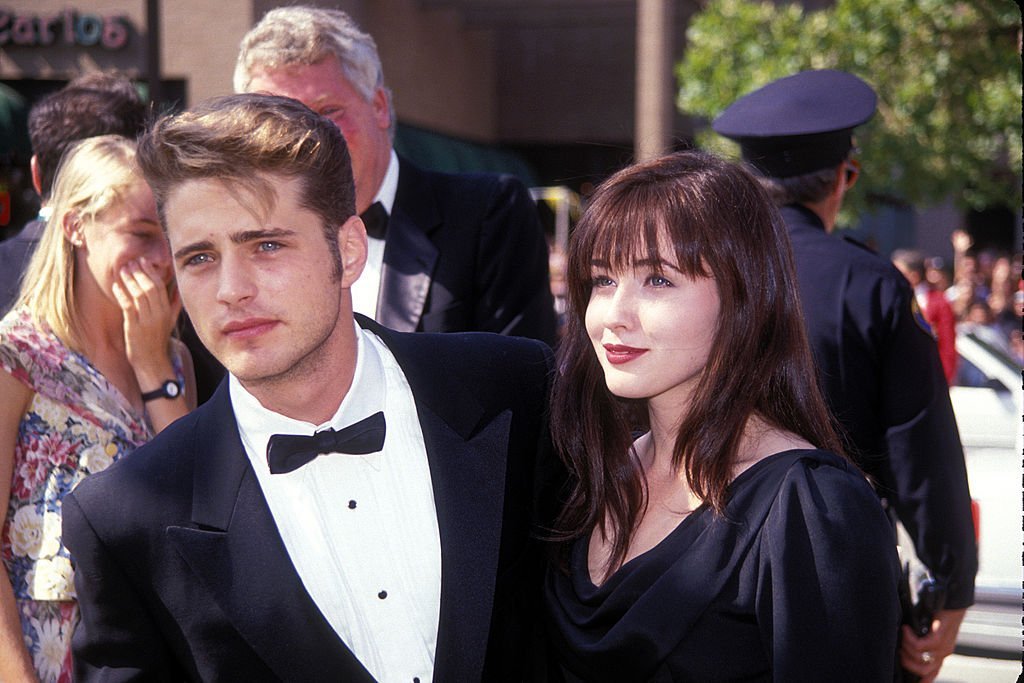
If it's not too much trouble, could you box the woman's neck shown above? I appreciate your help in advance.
[643,396,689,473]
[73,274,125,357]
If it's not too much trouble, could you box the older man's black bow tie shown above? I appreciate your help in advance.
[267,412,386,475]
[360,202,389,240]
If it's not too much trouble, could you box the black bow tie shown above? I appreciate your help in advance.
[360,202,389,240]
[266,412,386,475]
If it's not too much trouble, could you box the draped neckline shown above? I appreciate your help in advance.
[579,448,809,591]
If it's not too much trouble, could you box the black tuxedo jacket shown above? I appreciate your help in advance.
[377,158,557,346]
[64,317,561,681]
[0,218,44,316]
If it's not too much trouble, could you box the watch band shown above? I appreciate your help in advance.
[142,379,183,402]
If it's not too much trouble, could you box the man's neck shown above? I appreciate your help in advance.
[358,148,398,215]
[800,198,838,233]
[239,317,360,424]
[366,149,400,215]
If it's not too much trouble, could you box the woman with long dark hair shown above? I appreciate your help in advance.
[545,151,900,681]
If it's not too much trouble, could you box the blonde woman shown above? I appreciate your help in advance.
[0,135,195,682]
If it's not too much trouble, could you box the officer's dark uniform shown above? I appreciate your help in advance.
[713,70,977,611]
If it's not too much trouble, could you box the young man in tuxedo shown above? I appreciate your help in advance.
[63,93,558,682]
[234,5,557,345]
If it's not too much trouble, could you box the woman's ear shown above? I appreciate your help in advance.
[62,212,84,248]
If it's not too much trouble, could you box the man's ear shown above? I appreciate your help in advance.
[843,158,860,191]
[372,87,391,131]
[30,155,43,197]
[338,214,368,288]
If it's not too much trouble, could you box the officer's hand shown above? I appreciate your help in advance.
[899,607,967,683]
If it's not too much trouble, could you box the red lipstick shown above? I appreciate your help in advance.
[603,344,647,365]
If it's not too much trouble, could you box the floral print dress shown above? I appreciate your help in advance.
[0,308,182,682]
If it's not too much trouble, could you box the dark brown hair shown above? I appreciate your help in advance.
[758,164,839,206]
[28,71,147,201]
[551,150,844,570]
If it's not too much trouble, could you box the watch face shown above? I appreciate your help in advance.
[165,380,181,398]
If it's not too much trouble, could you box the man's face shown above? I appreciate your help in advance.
[164,175,366,390]
[245,57,391,215]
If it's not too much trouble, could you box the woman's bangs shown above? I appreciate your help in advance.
[587,187,673,272]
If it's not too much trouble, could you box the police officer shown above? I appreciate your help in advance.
[714,70,977,683]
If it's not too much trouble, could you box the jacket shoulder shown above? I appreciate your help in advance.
[69,400,207,514]
[399,157,532,209]
[790,222,908,291]
[381,324,551,381]
[366,321,551,408]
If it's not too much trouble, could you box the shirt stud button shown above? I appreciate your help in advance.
[378,590,388,599]
[348,500,357,509]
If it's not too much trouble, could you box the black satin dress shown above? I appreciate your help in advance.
[545,449,901,682]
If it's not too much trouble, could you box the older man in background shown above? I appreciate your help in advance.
[234,5,557,345]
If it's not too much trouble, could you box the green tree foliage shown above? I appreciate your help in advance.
[677,0,1022,214]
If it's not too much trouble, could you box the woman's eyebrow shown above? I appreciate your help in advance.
[633,257,681,270]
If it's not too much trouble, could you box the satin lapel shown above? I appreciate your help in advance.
[356,319,522,678]
[378,160,440,332]
[166,385,374,682]
[419,404,512,682]
[364,320,513,680]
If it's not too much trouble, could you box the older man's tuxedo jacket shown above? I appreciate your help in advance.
[63,317,560,682]
[377,158,557,346]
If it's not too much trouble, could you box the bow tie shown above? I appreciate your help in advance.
[266,412,386,475]
[360,202,389,240]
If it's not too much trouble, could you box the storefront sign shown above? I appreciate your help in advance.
[0,9,130,50]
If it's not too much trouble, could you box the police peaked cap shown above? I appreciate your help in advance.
[712,70,877,178]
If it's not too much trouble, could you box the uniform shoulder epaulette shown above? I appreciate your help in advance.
[842,235,878,254]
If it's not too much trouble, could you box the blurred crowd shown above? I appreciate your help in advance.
[892,229,1022,387]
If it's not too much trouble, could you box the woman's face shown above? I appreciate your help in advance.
[585,234,720,415]
[77,180,170,303]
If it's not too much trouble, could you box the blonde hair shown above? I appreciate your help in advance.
[16,135,140,351]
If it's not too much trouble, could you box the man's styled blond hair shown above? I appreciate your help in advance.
[136,93,357,278]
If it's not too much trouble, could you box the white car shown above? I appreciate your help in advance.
[949,327,1022,658]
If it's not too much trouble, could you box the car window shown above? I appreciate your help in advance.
[963,331,1019,369]
[954,356,1007,391]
